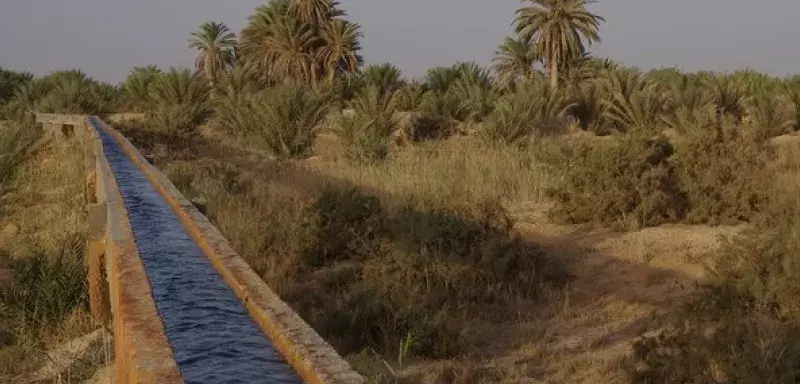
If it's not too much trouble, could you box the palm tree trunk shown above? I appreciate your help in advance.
[549,58,559,90]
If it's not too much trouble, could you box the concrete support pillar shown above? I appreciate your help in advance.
[85,170,97,205]
[45,123,56,137]
[87,202,110,325]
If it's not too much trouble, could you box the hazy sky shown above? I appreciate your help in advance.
[1,1,799,83]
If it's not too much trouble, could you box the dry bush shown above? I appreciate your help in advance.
[627,309,800,384]
[674,125,773,225]
[626,196,800,384]
[299,186,385,267]
[294,185,567,358]
[549,134,685,229]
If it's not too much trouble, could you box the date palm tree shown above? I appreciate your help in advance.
[492,37,539,89]
[189,21,237,84]
[240,0,362,85]
[288,0,343,24]
[360,63,404,95]
[316,19,363,84]
[514,0,604,89]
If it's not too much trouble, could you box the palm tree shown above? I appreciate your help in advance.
[124,65,162,111]
[424,66,462,94]
[147,68,212,133]
[514,0,604,89]
[702,74,748,123]
[360,63,404,95]
[0,68,33,104]
[287,0,343,25]
[239,1,362,85]
[492,37,539,89]
[189,21,237,84]
[316,19,363,84]
[262,18,320,83]
[560,52,618,87]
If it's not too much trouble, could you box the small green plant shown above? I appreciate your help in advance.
[0,236,87,333]
[480,82,572,146]
[396,331,414,371]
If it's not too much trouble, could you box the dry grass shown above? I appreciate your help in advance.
[0,133,110,383]
[1,138,85,254]
[311,136,558,209]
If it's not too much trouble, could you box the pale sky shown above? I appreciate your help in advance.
[1,1,799,83]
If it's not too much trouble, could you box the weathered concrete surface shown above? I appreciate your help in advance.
[35,113,87,139]
[87,202,110,324]
[104,122,365,384]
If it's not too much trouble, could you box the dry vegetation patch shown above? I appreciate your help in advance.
[0,130,110,383]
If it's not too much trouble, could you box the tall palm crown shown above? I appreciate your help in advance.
[287,0,343,24]
[239,0,362,85]
[514,0,604,89]
[316,19,363,84]
[189,21,237,83]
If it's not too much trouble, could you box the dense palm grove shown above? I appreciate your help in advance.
[3,0,800,382]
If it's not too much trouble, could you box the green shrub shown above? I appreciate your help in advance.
[214,84,329,159]
[255,85,330,159]
[674,126,772,225]
[396,81,427,112]
[479,82,572,146]
[35,70,119,115]
[147,68,211,134]
[746,92,797,140]
[0,236,87,333]
[336,85,398,162]
[549,135,686,228]
[123,65,162,112]
[0,68,33,105]
[400,113,455,142]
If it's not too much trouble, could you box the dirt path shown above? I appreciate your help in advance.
[518,203,741,383]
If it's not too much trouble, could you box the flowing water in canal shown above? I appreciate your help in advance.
[91,118,303,384]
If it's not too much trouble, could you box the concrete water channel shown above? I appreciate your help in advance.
[90,117,302,383]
